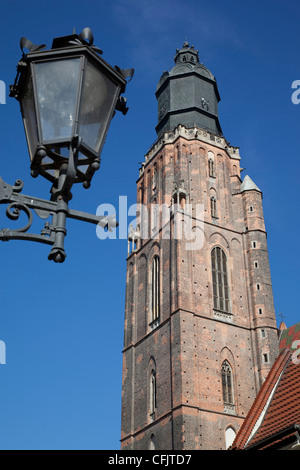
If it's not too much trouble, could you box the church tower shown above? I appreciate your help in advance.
[121,43,279,450]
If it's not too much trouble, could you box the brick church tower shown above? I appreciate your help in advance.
[121,42,279,450]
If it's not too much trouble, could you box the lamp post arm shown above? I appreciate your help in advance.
[0,176,116,262]
[68,208,117,228]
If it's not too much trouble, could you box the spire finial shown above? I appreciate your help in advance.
[174,41,199,65]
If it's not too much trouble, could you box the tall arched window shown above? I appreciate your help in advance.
[149,434,157,450]
[211,247,230,312]
[221,361,234,405]
[149,369,157,419]
[225,427,236,449]
[208,158,215,177]
[210,196,217,218]
[151,256,160,323]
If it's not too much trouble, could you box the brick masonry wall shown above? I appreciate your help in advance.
[121,130,278,450]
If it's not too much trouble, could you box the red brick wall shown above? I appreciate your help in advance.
[121,129,278,450]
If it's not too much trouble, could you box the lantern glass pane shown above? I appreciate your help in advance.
[78,61,119,154]
[34,58,81,142]
[21,73,38,162]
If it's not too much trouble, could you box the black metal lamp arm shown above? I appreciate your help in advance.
[0,177,116,263]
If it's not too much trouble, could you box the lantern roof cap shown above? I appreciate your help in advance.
[51,28,103,54]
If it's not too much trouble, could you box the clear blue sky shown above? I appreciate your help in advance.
[0,0,299,450]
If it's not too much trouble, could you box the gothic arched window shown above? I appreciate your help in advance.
[225,427,236,449]
[149,434,156,450]
[211,247,230,312]
[152,164,157,192]
[222,361,234,405]
[150,369,157,419]
[150,255,160,323]
[208,158,215,177]
[210,196,217,218]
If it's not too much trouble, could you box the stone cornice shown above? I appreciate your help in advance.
[139,124,241,178]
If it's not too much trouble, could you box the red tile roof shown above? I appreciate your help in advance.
[231,347,300,450]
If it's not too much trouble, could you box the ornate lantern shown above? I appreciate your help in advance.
[10,28,133,197]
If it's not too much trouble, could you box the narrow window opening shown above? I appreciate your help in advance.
[150,256,160,325]
[210,196,217,218]
[149,434,156,450]
[171,187,188,212]
[263,353,269,363]
[152,165,157,193]
[225,427,236,450]
[208,158,215,177]
[150,369,157,419]
[222,361,234,405]
[212,247,231,313]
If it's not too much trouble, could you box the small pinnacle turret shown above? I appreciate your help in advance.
[174,42,200,65]
[240,175,262,193]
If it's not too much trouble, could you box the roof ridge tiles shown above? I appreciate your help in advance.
[231,349,292,449]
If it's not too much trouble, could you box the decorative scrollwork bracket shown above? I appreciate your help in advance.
[0,176,117,263]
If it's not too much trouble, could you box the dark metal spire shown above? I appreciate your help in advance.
[155,43,222,138]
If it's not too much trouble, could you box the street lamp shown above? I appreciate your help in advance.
[0,28,133,262]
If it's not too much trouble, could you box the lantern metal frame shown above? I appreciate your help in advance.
[10,31,131,193]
